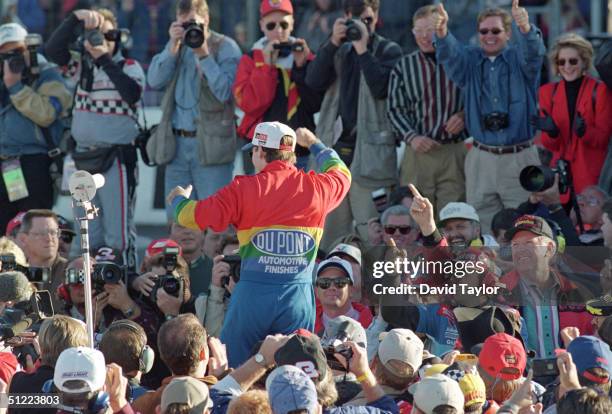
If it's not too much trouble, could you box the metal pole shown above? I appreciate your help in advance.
[77,201,96,348]
[591,0,602,34]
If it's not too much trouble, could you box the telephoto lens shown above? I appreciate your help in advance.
[182,21,204,48]
[519,165,556,192]
[344,19,362,42]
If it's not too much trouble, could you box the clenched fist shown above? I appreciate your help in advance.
[512,0,531,33]
[432,3,448,38]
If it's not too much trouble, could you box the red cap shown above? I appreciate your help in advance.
[5,211,26,236]
[145,238,181,257]
[479,333,526,381]
[260,0,293,17]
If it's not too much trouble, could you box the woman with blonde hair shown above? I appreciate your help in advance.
[534,33,611,205]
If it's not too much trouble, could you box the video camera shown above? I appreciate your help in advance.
[92,262,126,292]
[320,321,354,371]
[519,159,571,194]
[150,246,183,301]
[0,34,42,82]
[273,41,304,54]
[182,20,205,48]
[221,254,241,287]
[0,254,51,284]
[0,290,54,367]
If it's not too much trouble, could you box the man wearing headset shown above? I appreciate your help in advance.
[45,8,145,271]
[99,320,153,402]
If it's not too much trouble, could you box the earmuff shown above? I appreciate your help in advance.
[105,320,155,374]
[57,283,72,305]
[43,379,110,414]
[545,218,566,254]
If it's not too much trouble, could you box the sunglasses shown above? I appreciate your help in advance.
[60,232,74,244]
[384,225,412,235]
[265,21,290,31]
[316,277,351,289]
[478,28,503,35]
[556,58,579,66]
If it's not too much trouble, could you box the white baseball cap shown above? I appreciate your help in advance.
[0,23,27,47]
[377,328,424,376]
[316,256,354,285]
[439,202,480,224]
[409,373,465,414]
[327,243,362,267]
[54,347,106,393]
[242,121,297,152]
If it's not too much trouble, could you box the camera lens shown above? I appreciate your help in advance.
[162,277,181,295]
[345,20,362,42]
[519,165,556,192]
[183,23,204,49]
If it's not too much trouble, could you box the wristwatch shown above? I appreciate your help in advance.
[122,306,135,318]
[254,353,269,368]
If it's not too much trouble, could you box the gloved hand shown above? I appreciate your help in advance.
[573,113,586,137]
[530,114,559,137]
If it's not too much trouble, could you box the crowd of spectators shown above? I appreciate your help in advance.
[0,0,611,413]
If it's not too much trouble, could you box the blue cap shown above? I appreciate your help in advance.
[266,365,319,414]
[567,335,612,376]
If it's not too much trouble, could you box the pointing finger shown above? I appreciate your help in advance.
[438,3,446,14]
[408,183,423,199]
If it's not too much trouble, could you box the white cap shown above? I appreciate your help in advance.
[316,256,354,285]
[377,328,424,376]
[408,374,465,414]
[327,243,362,267]
[0,23,27,47]
[243,121,297,152]
[439,202,480,224]
[54,347,106,393]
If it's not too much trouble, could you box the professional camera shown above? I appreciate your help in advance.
[0,254,51,283]
[273,41,304,55]
[0,50,26,75]
[150,246,183,301]
[221,254,241,287]
[344,19,363,42]
[134,127,155,166]
[182,20,205,48]
[320,321,354,371]
[84,29,105,47]
[519,159,571,193]
[92,262,125,292]
[482,112,510,132]
[0,290,54,367]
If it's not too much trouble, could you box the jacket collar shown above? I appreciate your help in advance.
[500,268,576,293]
[261,160,297,173]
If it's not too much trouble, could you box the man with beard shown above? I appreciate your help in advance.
[170,222,213,296]
[438,202,498,249]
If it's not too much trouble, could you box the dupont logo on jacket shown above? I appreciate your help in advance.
[252,229,316,256]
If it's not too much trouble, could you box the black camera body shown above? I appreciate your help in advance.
[0,50,26,76]
[482,112,510,132]
[182,20,205,49]
[92,261,125,292]
[273,42,304,55]
[150,246,183,301]
[344,19,362,42]
[0,254,50,284]
[27,267,51,284]
[519,159,571,193]
[85,29,105,47]
[321,338,354,371]
[221,254,241,287]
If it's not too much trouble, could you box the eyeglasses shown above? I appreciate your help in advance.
[316,277,351,289]
[478,28,503,35]
[60,232,75,244]
[27,229,60,239]
[383,225,413,235]
[412,28,434,37]
[556,58,579,67]
[577,195,601,206]
[265,21,290,31]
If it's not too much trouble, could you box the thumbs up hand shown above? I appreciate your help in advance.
[432,3,449,38]
[512,0,531,33]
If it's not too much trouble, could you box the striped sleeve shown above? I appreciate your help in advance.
[387,56,419,143]
[172,182,241,231]
[310,142,351,212]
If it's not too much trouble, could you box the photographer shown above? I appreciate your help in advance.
[0,23,72,235]
[305,0,402,251]
[147,0,241,221]
[233,0,322,172]
[433,1,546,233]
[44,8,145,270]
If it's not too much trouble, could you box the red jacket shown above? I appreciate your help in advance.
[539,76,612,202]
[314,300,373,334]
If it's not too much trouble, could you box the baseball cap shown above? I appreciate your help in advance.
[478,333,527,381]
[377,328,423,377]
[409,374,465,414]
[322,315,367,348]
[260,0,293,17]
[443,367,486,409]
[5,211,26,237]
[161,376,212,414]
[57,215,76,236]
[327,243,362,267]
[316,257,354,284]
[146,238,182,258]
[567,336,612,382]
[505,215,554,241]
[242,121,297,152]
[0,23,27,47]
[439,202,480,224]
[274,329,329,382]
[266,365,318,414]
[586,295,612,317]
[54,347,106,393]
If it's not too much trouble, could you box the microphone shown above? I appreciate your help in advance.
[0,271,33,303]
